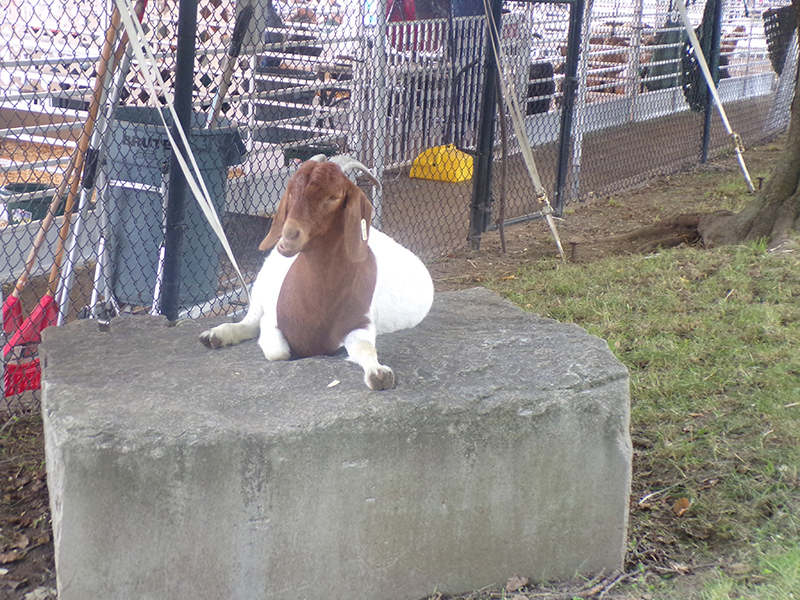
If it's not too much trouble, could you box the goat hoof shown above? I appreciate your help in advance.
[200,331,223,349]
[366,366,395,391]
[200,329,226,350]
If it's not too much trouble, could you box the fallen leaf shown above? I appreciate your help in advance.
[511,595,528,600]
[672,497,690,517]
[0,550,23,564]
[726,563,753,575]
[12,534,30,550]
[631,436,654,449]
[669,561,692,575]
[505,575,529,592]
[686,527,711,540]
[12,516,34,528]
[7,579,28,591]
[23,587,58,600]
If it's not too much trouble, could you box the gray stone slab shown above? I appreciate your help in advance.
[42,287,631,600]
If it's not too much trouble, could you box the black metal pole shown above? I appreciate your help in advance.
[160,0,198,320]
[467,0,503,250]
[701,0,723,164]
[553,0,585,216]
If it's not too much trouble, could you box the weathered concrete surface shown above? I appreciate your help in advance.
[42,287,631,600]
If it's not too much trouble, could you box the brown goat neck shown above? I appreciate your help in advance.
[276,243,378,358]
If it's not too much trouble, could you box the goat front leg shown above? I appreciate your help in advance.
[200,299,290,361]
[258,320,291,362]
[344,329,394,390]
[200,305,263,349]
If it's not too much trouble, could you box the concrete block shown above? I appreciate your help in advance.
[42,288,631,600]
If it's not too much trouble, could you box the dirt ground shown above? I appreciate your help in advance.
[0,415,56,599]
[0,135,785,599]
[427,137,783,292]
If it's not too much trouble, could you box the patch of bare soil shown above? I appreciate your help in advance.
[0,414,56,599]
[429,139,783,292]
[0,136,785,599]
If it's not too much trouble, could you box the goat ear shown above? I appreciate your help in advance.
[343,182,373,263]
[259,189,289,251]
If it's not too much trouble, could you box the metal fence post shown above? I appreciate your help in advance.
[701,0,724,164]
[554,0,585,216]
[467,0,503,251]
[160,0,198,321]
[568,0,593,205]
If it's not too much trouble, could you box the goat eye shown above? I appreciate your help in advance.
[326,195,342,204]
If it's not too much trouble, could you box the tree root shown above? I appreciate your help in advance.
[586,214,703,253]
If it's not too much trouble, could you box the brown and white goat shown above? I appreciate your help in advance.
[200,157,434,390]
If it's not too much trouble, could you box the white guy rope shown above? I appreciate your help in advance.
[675,0,755,192]
[482,0,566,260]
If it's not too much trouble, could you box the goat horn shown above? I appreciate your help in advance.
[328,155,381,190]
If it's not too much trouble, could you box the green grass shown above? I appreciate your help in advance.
[699,176,754,212]
[487,242,800,598]
[697,546,800,600]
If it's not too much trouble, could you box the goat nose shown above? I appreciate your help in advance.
[282,224,301,241]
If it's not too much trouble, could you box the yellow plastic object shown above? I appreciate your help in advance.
[409,144,473,183]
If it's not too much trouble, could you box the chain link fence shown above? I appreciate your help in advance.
[1,0,796,411]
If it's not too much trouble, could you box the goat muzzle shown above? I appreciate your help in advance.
[275,220,306,257]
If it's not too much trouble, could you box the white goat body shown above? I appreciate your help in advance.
[200,159,433,390]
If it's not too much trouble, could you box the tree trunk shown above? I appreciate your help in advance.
[697,0,800,250]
